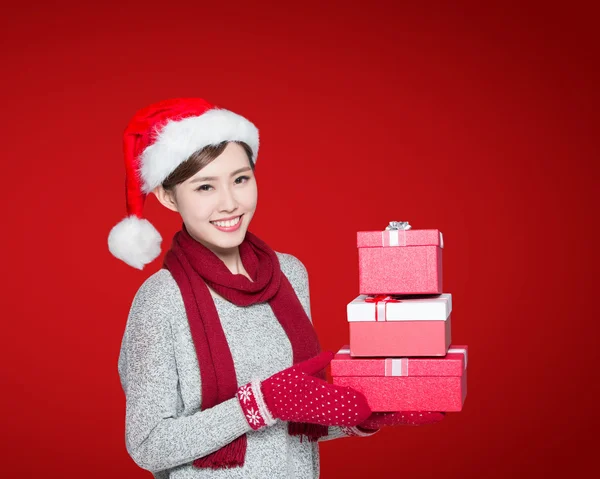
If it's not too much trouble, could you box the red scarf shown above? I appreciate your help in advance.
[163,224,328,469]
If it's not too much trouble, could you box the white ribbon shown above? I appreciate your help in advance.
[384,358,409,376]
[382,221,411,247]
[377,300,385,320]
[381,229,407,247]
[447,347,468,368]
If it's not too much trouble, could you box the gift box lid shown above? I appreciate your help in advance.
[347,294,452,322]
[357,221,443,248]
[331,345,467,377]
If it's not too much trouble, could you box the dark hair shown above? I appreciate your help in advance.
[161,141,255,191]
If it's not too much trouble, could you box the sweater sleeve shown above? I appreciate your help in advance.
[281,254,358,442]
[117,275,252,473]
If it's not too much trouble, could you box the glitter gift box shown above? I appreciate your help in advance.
[348,293,452,357]
[357,221,443,295]
[331,345,468,412]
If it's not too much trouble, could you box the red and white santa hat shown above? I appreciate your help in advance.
[108,97,259,269]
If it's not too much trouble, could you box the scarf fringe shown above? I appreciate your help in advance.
[192,435,247,469]
[288,422,329,442]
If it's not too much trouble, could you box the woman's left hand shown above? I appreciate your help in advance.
[357,411,445,431]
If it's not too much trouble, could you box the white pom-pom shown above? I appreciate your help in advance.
[108,216,162,270]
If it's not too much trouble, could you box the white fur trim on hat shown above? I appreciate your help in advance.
[139,108,259,194]
[108,216,163,270]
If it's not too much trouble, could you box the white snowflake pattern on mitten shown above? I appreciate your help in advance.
[238,385,252,403]
[245,407,262,427]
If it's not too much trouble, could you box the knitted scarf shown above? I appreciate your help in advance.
[163,224,328,469]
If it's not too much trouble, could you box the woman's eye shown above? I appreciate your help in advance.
[195,176,249,191]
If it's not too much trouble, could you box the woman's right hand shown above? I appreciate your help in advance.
[235,351,372,430]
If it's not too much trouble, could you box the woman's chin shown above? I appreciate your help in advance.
[205,230,247,251]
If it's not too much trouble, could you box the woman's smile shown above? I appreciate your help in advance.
[210,214,243,231]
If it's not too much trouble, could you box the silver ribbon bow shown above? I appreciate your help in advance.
[385,221,411,231]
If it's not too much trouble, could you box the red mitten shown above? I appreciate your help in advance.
[357,411,446,432]
[236,352,372,430]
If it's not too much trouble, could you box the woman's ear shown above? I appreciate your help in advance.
[152,185,179,212]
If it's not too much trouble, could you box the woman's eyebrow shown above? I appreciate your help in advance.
[189,167,252,183]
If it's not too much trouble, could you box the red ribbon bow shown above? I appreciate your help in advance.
[364,295,402,321]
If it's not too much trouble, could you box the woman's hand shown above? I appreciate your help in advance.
[236,351,372,430]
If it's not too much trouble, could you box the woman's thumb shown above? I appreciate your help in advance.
[296,351,334,376]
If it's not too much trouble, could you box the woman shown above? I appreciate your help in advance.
[109,98,443,478]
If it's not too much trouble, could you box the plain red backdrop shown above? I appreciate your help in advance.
[2,1,598,478]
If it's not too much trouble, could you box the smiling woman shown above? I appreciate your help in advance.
[108,98,380,479]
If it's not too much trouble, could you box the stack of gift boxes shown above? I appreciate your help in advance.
[331,221,468,413]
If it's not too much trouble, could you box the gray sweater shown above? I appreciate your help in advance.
[117,252,355,479]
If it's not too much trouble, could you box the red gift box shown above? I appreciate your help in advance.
[357,223,443,294]
[348,294,452,357]
[331,345,467,412]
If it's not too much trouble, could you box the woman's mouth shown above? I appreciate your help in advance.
[210,214,243,232]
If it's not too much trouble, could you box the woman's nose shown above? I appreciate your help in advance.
[218,186,238,211]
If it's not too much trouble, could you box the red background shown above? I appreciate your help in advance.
[3,1,598,477]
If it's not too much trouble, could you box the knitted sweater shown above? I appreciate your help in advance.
[117,252,358,479]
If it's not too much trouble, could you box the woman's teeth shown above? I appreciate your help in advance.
[211,216,241,227]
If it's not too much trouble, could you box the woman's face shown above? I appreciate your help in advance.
[161,142,258,255]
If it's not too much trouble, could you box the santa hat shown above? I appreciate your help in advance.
[108,98,259,269]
